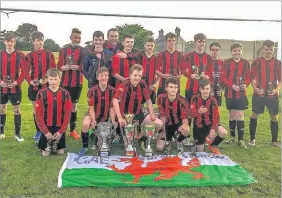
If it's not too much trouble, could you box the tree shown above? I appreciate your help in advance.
[44,39,61,52]
[15,23,38,43]
[116,24,154,50]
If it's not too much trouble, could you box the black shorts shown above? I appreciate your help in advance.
[0,91,22,105]
[185,90,196,103]
[165,123,181,141]
[226,97,248,110]
[193,124,212,145]
[62,86,82,103]
[252,95,279,115]
[28,85,43,101]
[38,126,66,151]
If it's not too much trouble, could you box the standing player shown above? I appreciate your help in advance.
[26,31,56,142]
[35,68,72,156]
[156,78,190,153]
[0,32,26,142]
[78,67,116,155]
[249,40,281,147]
[189,79,228,153]
[221,42,251,148]
[57,28,84,140]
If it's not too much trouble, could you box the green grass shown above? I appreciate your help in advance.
[0,77,281,198]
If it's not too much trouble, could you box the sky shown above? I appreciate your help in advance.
[1,1,281,56]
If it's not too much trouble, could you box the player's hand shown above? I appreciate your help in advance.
[30,80,37,86]
[171,74,181,79]
[178,123,189,135]
[232,84,240,91]
[201,74,209,79]
[149,112,156,121]
[117,52,127,59]
[96,53,101,59]
[149,84,155,91]
[70,65,80,70]
[8,81,17,88]
[191,74,200,80]
[91,120,97,129]
[268,88,278,96]
[199,106,208,114]
[53,132,62,141]
[61,65,71,71]
[0,81,8,88]
[118,117,127,127]
[111,121,118,129]
[163,74,171,80]
[240,84,247,90]
[210,91,215,96]
[45,132,53,140]
[254,88,263,95]
[208,129,216,140]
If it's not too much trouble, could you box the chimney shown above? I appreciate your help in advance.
[175,27,180,37]
[159,29,164,37]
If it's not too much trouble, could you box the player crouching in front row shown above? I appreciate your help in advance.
[190,79,228,154]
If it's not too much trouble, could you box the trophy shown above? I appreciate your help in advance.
[45,139,59,153]
[143,125,155,157]
[4,76,12,86]
[164,141,172,155]
[124,114,137,157]
[191,65,200,80]
[97,122,113,156]
[239,77,245,91]
[169,67,179,78]
[66,54,74,68]
[268,82,274,95]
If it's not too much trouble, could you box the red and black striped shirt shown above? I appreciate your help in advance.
[207,59,224,88]
[87,85,115,123]
[251,57,281,98]
[140,53,157,86]
[156,50,185,89]
[182,51,212,94]
[190,94,219,130]
[0,50,26,94]
[222,58,251,99]
[57,45,84,87]
[112,51,138,87]
[157,93,189,125]
[35,87,72,135]
[26,49,56,90]
[113,79,150,116]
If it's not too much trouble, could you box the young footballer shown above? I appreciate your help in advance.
[0,32,26,142]
[35,68,72,156]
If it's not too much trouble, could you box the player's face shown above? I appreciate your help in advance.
[231,47,242,60]
[97,72,109,85]
[93,36,104,48]
[166,83,178,97]
[48,76,60,88]
[166,37,176,49]
[108,31,118,45]
[33,38,44,50]
[130,70,143,85]
[195,40,205,51]
[71,33,81,45]
[210,45,220,59]
[144,42,155,54]
[199,84,211,98]
[4,38,16,50]
[122,38,134,51]
[263,45,274,58]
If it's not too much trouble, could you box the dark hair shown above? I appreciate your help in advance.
[130,64,143,74]
[263,40,275,48]
[209,42,221,50]
[123,34,134,41]
[144,37,155,44]
[31,31,44,42]
[230,42,243,51]
[47,68,60,78]
[4,32,16,41]
[165,78,179,87]
[194,33,206,42]
[96,67,109,78]
[93,31,104,40]
[71,28,81,34]
[107,28,118,37]
[199,78,211,89]
[165,32,176,41]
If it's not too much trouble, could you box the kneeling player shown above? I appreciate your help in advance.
[35,68,72,157]
[113,64,163,151]
[78,67,116,155]
[156,78,190,153]
[190,79,227,154]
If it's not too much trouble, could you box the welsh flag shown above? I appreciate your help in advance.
[58,152,256,188]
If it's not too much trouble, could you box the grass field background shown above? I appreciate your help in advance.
[0,52,281,198]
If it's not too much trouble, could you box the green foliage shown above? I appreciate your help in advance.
[44,39,61,52]
[15,23,38,44]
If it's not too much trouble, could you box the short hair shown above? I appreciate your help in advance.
[144,37,155,44]
[194,33,206,42]
[92,31,104,40]
[107,28,118,37]
[96,67,109,78]
[4,32,16,41]
[130,64,143,74]
[165,78,179,87]
[123,34,134,41]
[47,68,60,78]
[209,42,221,50]
[263,40,275,48]
[31,31,44,42]
[165,32,176,41]
[71,28,81,35]
[230,42,243,51]
[199,78,211,89]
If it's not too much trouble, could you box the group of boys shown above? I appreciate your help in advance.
[0,27,280,157]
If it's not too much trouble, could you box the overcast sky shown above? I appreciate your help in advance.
[1,1,281,56]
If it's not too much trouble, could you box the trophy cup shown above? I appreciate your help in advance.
[164,141,172,155]
[239,77,245,91]
[192,65,200,80]
[124,114,137,157]
[97,122,113,156]
[143,125,155,157]
[4,76,12,86]
[66,54,74,69]
[268,82,274,95]
[45,139,58,153]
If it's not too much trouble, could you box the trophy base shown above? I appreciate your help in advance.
[125,150,136,157]
[145,149,153,157]
[98,151,110,157]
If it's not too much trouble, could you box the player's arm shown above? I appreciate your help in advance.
[275,61,282,92]
[71,49,84,71]
[35,91,51,136]
[220,61,233,87]
[57,49,70,71]
[142,81,155,119]
[155,53,170,80]
[110,106,116,125]
[157,95,167,133]
[127,49,142,61]
[211,99,219,131]
[82,54,91,80]
[15,53,27,85]
[57,92,72,134]
[180,54,190,78]
[245,62,251,87]
[189,96,200,118]
[87,89,97,126]
[112,55,127,81]
[112,85,126,126]
[49,52,56,69]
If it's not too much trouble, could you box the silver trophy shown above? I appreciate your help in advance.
[239,77,245,90]
[4,76,12,86]
[124,114,137,157]
[66,54,74,68]
[97,122,113,156]
[45,139,59,153]
[143,125,155,157]
[268,82,274,95]
[192,65,202,80]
